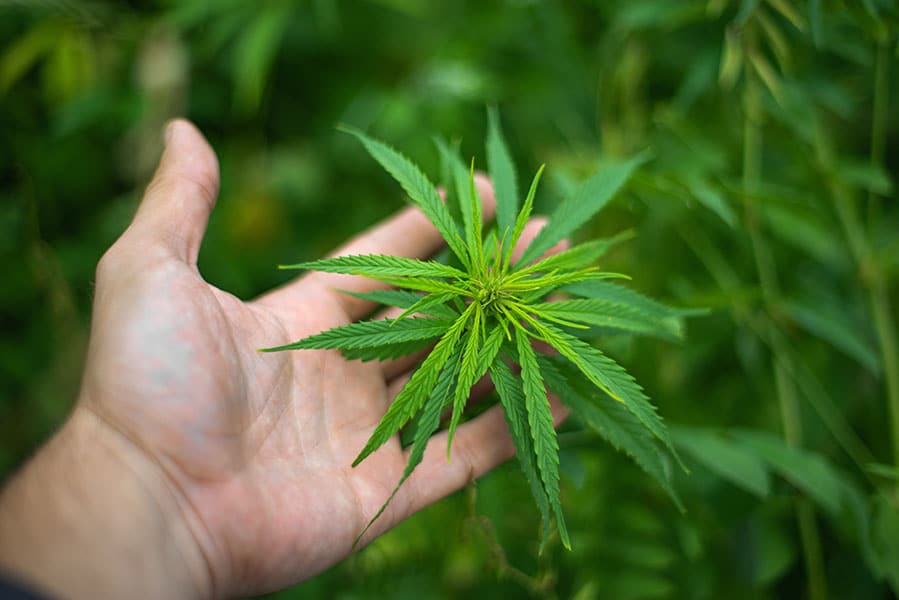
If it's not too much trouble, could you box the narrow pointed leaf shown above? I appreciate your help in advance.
[342,289,457,319]
[730,429,846,515]
[391,292,457,323]
[514,232,634,277]
[490,356,552,550]
[517,155,646,266]
[506,164,545,268]
[486,107,519,237]
[374,276,468,295]
[539,355,683,509]
[341,338,435,362]
[341,127,470,268]
[280,254,465,279]
[536,298,684,341]
[671,426,770,498]
[353,304,474,466]
[515,328,570,550]
[533,322,681,469]
[468,160,485,270]
[354,351,460,546]
[447,306,483,456]
[435,139,476,259]
[444,323,505,459]
[261,317,451,353]
[563,280,705,317]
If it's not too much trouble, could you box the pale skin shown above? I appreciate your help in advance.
[0,120,567,600]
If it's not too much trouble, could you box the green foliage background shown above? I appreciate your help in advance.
[2,0,898,598]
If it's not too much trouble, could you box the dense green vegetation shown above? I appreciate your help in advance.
[1,1,897,598]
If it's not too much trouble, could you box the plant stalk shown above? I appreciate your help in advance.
[742,24,828,600]
[816,36,899,468]
[867,38,889,227]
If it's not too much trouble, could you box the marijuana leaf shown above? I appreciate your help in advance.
[264,115,698,550]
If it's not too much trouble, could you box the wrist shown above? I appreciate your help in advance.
[0,406,212,600]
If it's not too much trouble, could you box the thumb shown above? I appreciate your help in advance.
[130,119,220,266]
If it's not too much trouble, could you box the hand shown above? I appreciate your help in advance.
[0,120,567,600]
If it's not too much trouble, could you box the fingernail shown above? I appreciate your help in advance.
[164,121,177,146]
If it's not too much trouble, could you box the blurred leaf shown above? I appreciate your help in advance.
[0,20,58,96]
[835,159,893,196]
[719,27,744,89]
[732,430,847,515]
[871,494,899,592]
[760,200,844,266]
[748,49,784,104]
[765,0,806,31]
[757,10,792,70]
[783,298,880,374]
[687,176,737,227]
[672,426,771,497]
[865,463,899,482]
[809,0,822,46]
[750,516,797,586]
[233,3,291,114]
[735,0,762,25]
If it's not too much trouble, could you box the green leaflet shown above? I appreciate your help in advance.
[517,154,646,267]
[447,307,483,455]
[536,298,684,342]
[341,289,457,319]
[505,164,544,269]
[260,317,451,353]
[486,107,519,238]
[562,280,704,318]
[490,356,552,550]
[352,303,474,466]
[341,338,434,362]
[280,254,466,279]
[514,232,634,277]
[730,429,847,515]
[671,425,770,498]
[353,348,461,547]
[391,292,457,323]
[341,127,471,270]
[516,327,571,550]
[435,139,478,263]
[373,276,468,296]
[540,355,684,510]
[445,320,505,458]
[534,321,682,468]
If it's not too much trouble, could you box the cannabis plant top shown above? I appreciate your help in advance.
[265,112,694,549]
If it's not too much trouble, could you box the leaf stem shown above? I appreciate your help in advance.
[742,23,828,600]
[867,37,890,227]
[812,37,899,469]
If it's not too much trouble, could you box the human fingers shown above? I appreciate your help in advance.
[122,119,220,267]
[259,174,496,319]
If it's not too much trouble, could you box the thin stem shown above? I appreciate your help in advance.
[742,24,828,600]
[816,118,899,469]
[867,38,890,227]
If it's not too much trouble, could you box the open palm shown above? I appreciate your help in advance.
[78,120,564,598]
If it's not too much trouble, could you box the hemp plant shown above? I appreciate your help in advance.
[265,112,693,550]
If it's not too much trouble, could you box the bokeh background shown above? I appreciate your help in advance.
[2,1,898,598]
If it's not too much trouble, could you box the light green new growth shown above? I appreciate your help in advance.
[264,116,697,550]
